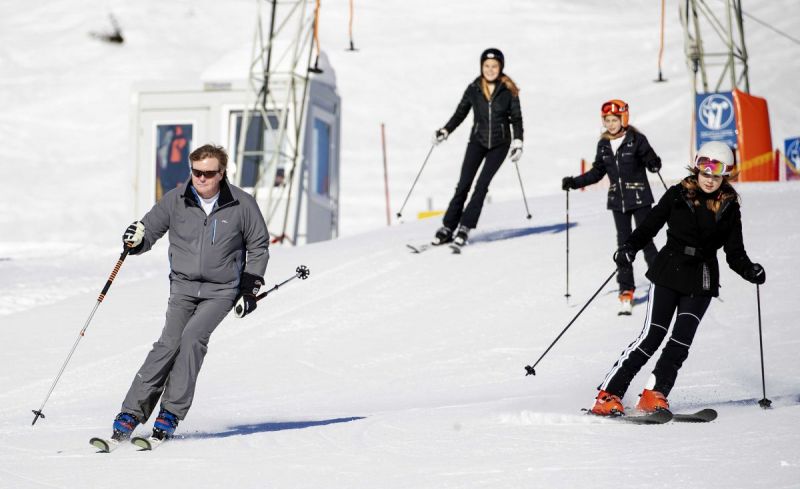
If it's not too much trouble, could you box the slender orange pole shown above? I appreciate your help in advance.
[655,0,667,82]
[348,0,356,51]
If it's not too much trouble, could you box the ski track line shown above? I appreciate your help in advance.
[0,466,64,489]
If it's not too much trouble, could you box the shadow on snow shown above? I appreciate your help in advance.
[470,223,577,244]
[183,416,366,440]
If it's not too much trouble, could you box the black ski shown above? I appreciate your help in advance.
[449,243,464,254]
[672,408,717,423]
[407,242,450,254]
[406,243,432,254]
[616,409,673,424]
[584,409,673,424]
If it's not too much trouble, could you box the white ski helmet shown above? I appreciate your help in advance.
[695,141,735,176]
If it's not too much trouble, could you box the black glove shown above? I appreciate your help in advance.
[742,263,766,285]
[646,157,662,173]
[433,128,449,145]
[234,294,257,318]
[234,272,264,318]
[614,244,636,267]
[562,176,577,191]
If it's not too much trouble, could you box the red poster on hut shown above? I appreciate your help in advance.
[732,90,777,181]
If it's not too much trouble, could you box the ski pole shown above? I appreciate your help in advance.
[525,268,617,376]
[565,190,571,299]
[255,265,311,302]
[656,170,668,191]
[513,161,532,220]
[755,284,772,409]
[32,246,132,426]
[396,144,436,219]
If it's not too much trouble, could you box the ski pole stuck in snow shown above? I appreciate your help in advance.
[755,284,772,409]
[396,144,436,219]
[31,246,133,426]
[255,265,311,303]
[564,189,571,299]
[513,161,532,219]
[525,269,618,376]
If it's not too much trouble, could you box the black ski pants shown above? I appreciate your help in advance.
[599,284,712,398]
[612,206,658,293]
[443,141,510,230]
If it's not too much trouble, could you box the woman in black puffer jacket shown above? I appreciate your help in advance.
[431,48,524,247]
[588,141,766,417]
[562,100,662,312]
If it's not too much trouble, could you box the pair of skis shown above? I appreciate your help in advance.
[407,241,465,255]
[588,408,718,425]
[90,434,165,452]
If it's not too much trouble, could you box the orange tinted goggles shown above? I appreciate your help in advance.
[601,101,628,115]
[695,156,732,176]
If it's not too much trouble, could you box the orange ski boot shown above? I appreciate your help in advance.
[618,290,634,316]
[591,390,625,416]
[636,389,670,413]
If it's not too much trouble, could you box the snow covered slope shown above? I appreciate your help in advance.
[1,183,798,488]
[1,1,799,487]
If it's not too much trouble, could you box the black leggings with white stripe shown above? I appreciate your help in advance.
[600,284,712,398]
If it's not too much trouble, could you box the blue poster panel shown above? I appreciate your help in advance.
[313,118,331,197]
[695,92,737,150]
[156,124,193,200]
[785,137,800,181]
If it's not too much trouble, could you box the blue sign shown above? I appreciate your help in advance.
[695,92,737,150]
[785,137,800,180]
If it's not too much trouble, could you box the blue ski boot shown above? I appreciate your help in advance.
[112,412,140,441]
[152,407,179,440]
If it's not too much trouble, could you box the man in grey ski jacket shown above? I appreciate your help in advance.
[108,144,269,442]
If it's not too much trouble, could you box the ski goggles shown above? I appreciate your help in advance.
[601,101,628,116]
[694,156,733,176]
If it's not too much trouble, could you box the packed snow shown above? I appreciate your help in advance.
[1,1,799,488]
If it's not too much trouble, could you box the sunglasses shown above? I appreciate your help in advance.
[601,101,628,115]
[191,168,221,179]
[695,156,732,176]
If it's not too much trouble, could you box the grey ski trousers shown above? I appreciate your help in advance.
[121,294,234,421]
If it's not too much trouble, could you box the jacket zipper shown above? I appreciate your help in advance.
[199,216,208,285]
[613,141,626,213]
[487,83,501,149]
[488,100,492,148]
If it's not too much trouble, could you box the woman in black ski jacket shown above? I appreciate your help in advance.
[431,48,524,247]
[562,100,663,313]
[589,141,766,417]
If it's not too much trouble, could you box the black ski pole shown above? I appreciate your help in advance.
[255,265,311,303]
[656,170,668,191]
[396,144,436,219]
[565,190,571,299]
[513,161,532,220]
[756,284,772,409]
[525,268,617,376]
[32,246,132,426]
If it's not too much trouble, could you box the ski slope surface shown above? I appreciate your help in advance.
[1,184,799,489]
[1,0,799,487]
